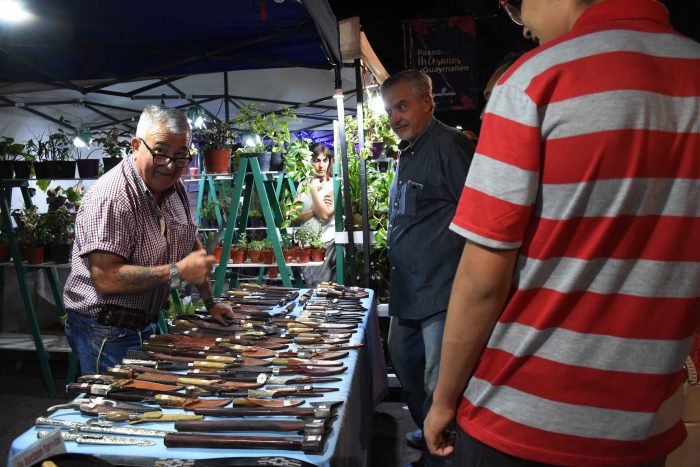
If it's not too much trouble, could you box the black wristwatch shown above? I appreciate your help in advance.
[204,297,219,310]
[168,263,181,290]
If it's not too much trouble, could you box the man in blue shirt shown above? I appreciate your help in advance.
[382,70,474,466]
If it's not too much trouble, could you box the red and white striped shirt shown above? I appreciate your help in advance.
[450,0,700,464]
[64,156,196,318]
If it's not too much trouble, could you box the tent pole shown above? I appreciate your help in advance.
[355,59,371,288]
[224,73,230,122]
[334,67,357,285]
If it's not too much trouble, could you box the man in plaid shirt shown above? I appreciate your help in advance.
[63,105,234,375]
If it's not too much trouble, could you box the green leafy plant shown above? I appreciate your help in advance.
[247,239,267,251]
[345,104,399,156]
[44,205,74,244]
[234,232,248,249]
[294,223,316,248]
[0,137,26,162]
[195,120,238,151]
[231,104,299,153]
[11,206,51,247]
[44,128,72,161]
[309,227,324,249]
[92,127,132,159]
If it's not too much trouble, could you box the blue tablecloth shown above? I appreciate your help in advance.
[9,289,388,466]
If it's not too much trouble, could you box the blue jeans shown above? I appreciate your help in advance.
[64,310,157,375]
[389,311,451,466]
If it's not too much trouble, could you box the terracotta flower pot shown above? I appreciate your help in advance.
[283,247,296,263]
[310,247,325,262]
[213,245,223,262]
[20,246,45,264]
[203,148,231,174]
[296,247,311,264]
[268,267,279,279]
[261,248,274,264]
[230,247,246,264]
[248,249,263,263]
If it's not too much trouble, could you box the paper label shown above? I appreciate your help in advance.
[10,429,66,467]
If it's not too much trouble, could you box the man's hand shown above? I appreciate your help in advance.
[208,301,236,325]
[176,250,216,285]
[424,402,457,457]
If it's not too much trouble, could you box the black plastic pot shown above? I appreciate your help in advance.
[45,161,62,178]
[102,157,122,172]
[50,242,73,264]
[58,161,76,178]
[270,152,283,171]
[77,159,100,178]
[12,161,32,179]
[0,161,13,179]
[34,161,49,179]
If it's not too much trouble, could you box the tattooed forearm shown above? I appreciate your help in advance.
[116,265,167,291]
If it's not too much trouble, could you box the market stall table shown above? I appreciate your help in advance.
[8,288,387,467]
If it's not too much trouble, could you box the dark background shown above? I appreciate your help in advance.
[328,0,700,135]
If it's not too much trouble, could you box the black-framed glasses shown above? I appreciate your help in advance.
[500,0,523,26]
[138,138,192,168]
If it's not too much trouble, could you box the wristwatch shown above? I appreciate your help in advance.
[203,297,219,310]
[168,263,182,290]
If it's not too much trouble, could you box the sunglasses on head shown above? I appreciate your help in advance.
[500,0,523,26]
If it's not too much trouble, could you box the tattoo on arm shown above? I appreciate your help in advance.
[116,266,164,287]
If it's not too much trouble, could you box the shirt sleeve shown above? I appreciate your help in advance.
[450,81,542,250]
[76,194,136,260]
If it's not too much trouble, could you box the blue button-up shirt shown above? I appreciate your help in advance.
[388,118,474,319]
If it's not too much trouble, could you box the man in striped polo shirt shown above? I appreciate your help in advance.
[424,0,700,465]
[64,105,235,375]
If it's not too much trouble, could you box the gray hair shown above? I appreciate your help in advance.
[136,104,191,142]
[381,70,435,112]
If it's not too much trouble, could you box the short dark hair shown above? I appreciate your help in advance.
[381,70,435,112]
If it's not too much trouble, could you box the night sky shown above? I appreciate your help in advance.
[328,0,700,133]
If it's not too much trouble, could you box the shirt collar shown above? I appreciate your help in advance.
[573,0,670,30]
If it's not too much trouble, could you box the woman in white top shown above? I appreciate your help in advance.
[295,143,335,287]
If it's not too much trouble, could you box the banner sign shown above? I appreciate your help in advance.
[403,17,478,111]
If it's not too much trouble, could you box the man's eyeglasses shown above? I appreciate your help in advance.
[500,0,523,26]
[138,138,192,168]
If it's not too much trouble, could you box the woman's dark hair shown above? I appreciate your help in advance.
[309,143,333,178]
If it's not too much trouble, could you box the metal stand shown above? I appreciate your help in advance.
[0,180,77,397]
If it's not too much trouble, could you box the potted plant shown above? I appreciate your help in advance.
[198,198,219,228]
[230,232,247,264]
[25,136,49,179]
[12,206,51,264]
[294,223,316,264]
[231,104,298,172]
[345,104,398,159]
[247,238,266,263]
[248,208,264,228]
[260,238,274,264]
[44,185,81,262]
[93,127,131,172]
[45,128,75,178]
[72,134,100,179]
[194,120,237,174]
[0,136,25,179]
[309,227,325,262]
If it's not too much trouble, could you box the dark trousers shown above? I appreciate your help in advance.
[454,425,666,467]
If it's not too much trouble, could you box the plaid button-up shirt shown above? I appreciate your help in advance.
[64,156,196,317]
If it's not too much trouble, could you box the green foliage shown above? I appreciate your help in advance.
[199,198,219,221]
[92,127,132,159]
[283,138,314,182]
[248,239,267,251]
[165,294,196,320]
[0,137,25,162]
[45,128,72,161]
[234,232,248,248]
[231,104,299,153]
[309,226,324,249]
[294,223,316,247]
[345,104,399,154]
[11,206,51,247]
[195,120,238,151]
[44,205,75,244]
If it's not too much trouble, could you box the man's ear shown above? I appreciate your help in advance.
[131,137,140,153]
